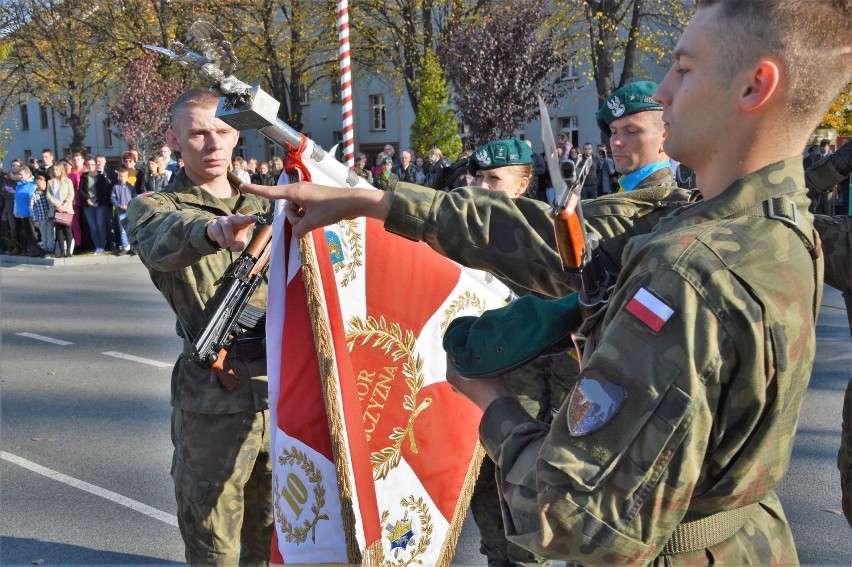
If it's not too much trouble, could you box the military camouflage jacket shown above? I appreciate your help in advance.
[813,214,852,527]
[384,169,695,298]
[478,158,822,564]
[124,172,271,414]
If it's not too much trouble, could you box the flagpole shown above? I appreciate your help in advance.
[337,0,355,169]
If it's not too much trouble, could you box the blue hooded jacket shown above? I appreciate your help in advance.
[14,176,35,218]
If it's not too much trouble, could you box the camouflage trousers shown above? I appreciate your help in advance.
[171,408,273,566]
[470,349,580,566]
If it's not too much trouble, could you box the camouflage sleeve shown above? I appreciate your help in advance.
[384,182,578,297]
[124,193,219,272]
[814,215,852,294]
[384,183,694,298]
[841,377,852,528]
[479,267,779,563]
[806,155,848,192]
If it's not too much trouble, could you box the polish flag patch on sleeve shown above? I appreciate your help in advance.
[625,287,675,333]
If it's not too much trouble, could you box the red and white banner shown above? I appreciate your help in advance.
[266,139,511,564]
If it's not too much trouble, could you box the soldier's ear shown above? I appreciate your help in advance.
[165,128,181,153]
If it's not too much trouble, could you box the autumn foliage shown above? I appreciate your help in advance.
[107,53,187,157]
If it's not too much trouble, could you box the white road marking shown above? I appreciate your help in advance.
[16,332,73,346]
[101,351,171,368]
[1,451,178,527]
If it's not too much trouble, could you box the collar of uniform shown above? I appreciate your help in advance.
[671,157,805,223]
[618,162,672,192]
[167,170,262,215]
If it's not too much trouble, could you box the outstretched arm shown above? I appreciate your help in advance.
[239,181,391,238]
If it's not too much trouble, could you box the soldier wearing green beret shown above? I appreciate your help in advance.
[465,138,558,566]
[373,155,399,191]
[124,88,273,565]
[595,80,679,193]
[243,0,850,563]
[467,139,535,200]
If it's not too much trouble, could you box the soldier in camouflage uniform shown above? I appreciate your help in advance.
[808,140,852,528]
[124,88,273,565]
[463,139,555,567]
[243,0,850,563]
[441,1,844,563]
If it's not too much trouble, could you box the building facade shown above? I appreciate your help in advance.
[0,66,635,170]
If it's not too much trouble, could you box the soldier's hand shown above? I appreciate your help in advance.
[205,214,258,252]
[446,359,515,412]
[240,181,392,239]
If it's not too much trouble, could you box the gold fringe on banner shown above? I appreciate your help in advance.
[437,442,486,566]
[298,234,379,566]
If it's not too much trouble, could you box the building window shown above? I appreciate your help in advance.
[20,104,29,131]
[40,104,49,129]
[265,138,280,161]
[23,149,32,161]
[560,116,579,148]
[103,118,113,148]
[299,84,310,105]
[566,59,579,80]
[60,113,68,128]
[370,94,386,131]
[235,136,247,158]
[331,80,341,103]
[333,131,343,145]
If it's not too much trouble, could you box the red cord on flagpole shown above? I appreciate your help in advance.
[338,0,355,169]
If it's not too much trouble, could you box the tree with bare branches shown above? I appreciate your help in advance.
[438,0,576,146]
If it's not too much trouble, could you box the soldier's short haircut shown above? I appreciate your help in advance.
[696,0,851,129]
[170,88,221,122]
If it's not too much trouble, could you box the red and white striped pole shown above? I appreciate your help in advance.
[337,0,355,169]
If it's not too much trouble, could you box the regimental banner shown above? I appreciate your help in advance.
[266,155,512,564]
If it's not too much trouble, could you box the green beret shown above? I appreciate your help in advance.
[443,293,581,379]
[595,81,663,134]
[468,139,533,175]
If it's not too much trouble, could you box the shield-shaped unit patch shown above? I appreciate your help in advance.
[567,371,626,436]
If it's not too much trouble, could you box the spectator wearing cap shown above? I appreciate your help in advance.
[467,139,535,199]
[354,153,373,185]
[373,155,399,191]
[803,146,819,170]
[595,80,676,193]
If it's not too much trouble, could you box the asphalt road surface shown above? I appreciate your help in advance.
[1,259,850,565]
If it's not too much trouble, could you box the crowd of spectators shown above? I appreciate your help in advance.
[0,141,600,259]
[0,145,307,258]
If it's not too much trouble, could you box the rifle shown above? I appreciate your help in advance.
[539,97,612,317]
[190,216,273,390]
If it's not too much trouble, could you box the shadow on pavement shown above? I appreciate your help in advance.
[0,536,182,565]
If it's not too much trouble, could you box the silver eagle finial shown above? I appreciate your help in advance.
[144,21,253,109]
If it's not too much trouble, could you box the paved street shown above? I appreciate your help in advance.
[1,256,850,565]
